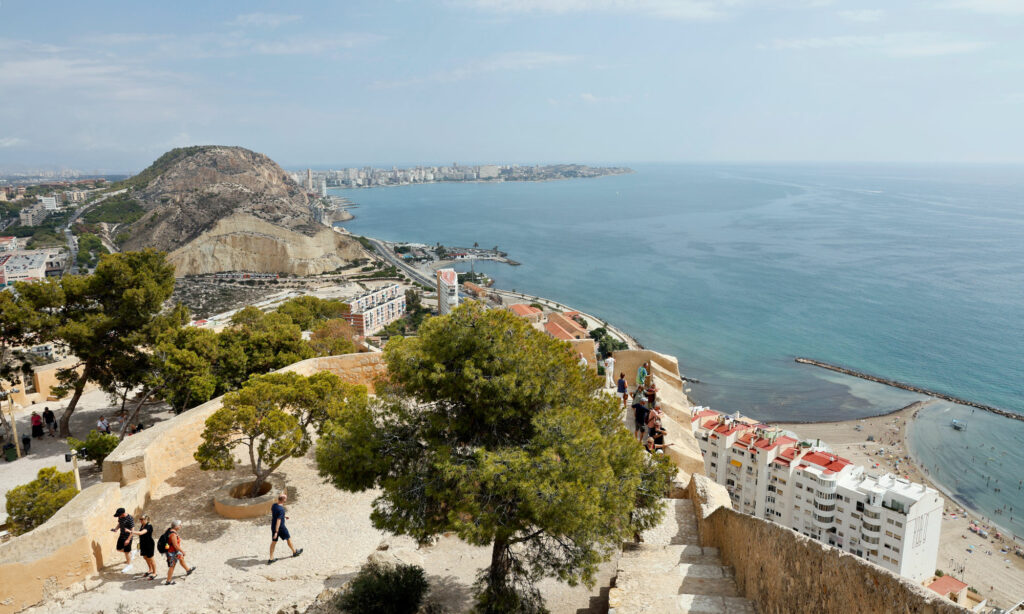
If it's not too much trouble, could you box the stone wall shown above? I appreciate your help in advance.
[0,351,385,614]
[686,474,969,614]
[612,349,684,392]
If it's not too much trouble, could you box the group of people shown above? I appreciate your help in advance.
[108,493,302,587]
[28,407,57,439]
[609,359,674,454]
[97,413,145,436]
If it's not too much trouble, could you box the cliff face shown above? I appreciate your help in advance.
[122,146,359,276]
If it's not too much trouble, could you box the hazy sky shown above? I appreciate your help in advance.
[1,0,1022,171]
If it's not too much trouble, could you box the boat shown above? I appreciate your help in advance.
[951,419,967,431]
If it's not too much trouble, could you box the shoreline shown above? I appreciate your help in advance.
[328,170,634,191]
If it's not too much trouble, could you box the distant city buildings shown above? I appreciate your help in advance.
[290,163,629,190]
[40,195,58,211]
[690,410,942,582]
[0,252,48,285]
[436,268,458,315]
[341,283,406,336]
[19,205,48,227]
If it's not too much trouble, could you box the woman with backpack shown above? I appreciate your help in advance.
[159,520,196,585]
[130,515,157,580]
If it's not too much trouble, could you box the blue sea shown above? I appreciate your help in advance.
[332,164,1024,535]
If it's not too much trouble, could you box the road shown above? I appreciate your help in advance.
[62,188,126,274]
[366,237,436,287]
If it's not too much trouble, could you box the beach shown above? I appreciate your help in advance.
[782,403,1024,609]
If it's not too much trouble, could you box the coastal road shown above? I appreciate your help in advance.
[62,188,126,273]
[366,237,436,287]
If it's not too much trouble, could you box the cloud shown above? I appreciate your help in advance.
[767,32,990,57]
[372,51,580,88]
[74,32,383,59]
[580,92,630,103]
[0,137,27,148]
[837,9,883,22]
[452,0,741,20]
[228,13,302,28]
[942,0,1024,15]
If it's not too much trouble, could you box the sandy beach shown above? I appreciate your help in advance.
[782,402,1024,609]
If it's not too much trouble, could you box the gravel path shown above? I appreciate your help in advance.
[23,451,615,614]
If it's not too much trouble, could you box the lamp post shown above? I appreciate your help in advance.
[5,388,22,459]
[64,451,82,492]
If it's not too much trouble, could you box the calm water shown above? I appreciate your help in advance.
[334,164,1024,532]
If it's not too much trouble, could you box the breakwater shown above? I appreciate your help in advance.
[795,357,1024,423]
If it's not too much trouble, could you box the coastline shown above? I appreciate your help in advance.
[331,170,633,190]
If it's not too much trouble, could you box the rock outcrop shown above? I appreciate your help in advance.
[121,146,360,276]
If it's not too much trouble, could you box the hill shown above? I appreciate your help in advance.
[117,146,362,276]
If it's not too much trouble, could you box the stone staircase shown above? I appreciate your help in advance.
[608,499,757,614]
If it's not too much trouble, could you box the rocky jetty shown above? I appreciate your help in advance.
[120,146,361,276]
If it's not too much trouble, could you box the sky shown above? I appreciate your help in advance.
[1,0,1023,171]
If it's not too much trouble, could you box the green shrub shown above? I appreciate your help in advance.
[337,561,429,614]
[68,429,121,469]
[5,467,77,535]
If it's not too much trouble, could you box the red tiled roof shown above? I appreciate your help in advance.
[927,576,968,597]
[544,321,574,341]
[509,304,541,317]
[437,269,457,285]
[692,409,717,423]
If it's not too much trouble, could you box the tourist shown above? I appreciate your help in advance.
[269,493,303,564]
[617,373,628,409]
[646,403,664,439]
[30,412,44,439]
[578,353,589,369]
[42,407,56,437]
[645,436,672,454]
[110,507,135,568]
[632,390,649,441]
[131,515,157,580]
[645,375,659,407]
[164,520,195,585]
[649,416,668,447]
[603,353,616,388]
[97,415,111,434]
[637,362,648,387]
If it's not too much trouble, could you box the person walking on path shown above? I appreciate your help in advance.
[617,373,628,409]
[131,515,157,580]
[42,407,56,437]
[637,362,648,388]
[164,520,195,585]
[110,507,134,568]
[269,493,303,564]
[30,412,44,439]
[603,354,616,388]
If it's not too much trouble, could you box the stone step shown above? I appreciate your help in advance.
[615,564,742,598]
[640,498,699,546]
[619,544,724,571]
[610,590,757,613]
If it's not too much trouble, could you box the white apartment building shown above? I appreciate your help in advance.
[436,268,458,315]
[19,205,48,227]
[40,196,59,211]
[691,410,943,582]
[341,283,406,336]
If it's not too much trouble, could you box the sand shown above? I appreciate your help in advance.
[782,402,1024,610]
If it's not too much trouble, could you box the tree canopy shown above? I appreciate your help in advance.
[316,301,673,613]
[276,295,349,331]
[5,467,78,536]
[196,371,367,497]
[16,249,176,436]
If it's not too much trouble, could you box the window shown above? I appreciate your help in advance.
[887,518,894,525]
[844,496,850,502]
[895,521,903,528]
[711,451,718,457]
[710,462,717,468]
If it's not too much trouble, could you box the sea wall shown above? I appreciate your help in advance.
[687,473,969,614]
[0,351,385,614]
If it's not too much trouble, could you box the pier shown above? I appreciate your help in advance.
[795,357,1024,423]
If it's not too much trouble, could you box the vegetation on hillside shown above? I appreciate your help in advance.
[5,467,78,536]
[76,233,108,269]
[316,302,674,613]
[82,193,144,224]
[116,146,214,191]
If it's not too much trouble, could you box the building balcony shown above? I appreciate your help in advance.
[814,491,837,505]
[813,513,834,529]
[862,522,881,534]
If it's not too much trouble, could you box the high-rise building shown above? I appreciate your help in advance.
[436,268,458,315]
[690,410,942,582]
[307,168,313,191]
[341,284,406,336]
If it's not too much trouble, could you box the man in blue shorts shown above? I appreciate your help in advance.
[268,492,302,564]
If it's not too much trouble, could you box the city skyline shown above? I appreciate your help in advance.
[1,1,1023,170]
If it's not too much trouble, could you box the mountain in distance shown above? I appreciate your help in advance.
[117,146,361,276]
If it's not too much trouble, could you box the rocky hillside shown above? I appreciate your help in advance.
[120,146,362,276]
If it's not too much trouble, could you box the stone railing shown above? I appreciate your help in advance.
[0,352,386,614]
[686,473,969,614]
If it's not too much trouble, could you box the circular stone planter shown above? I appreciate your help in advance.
[213,478,283,519]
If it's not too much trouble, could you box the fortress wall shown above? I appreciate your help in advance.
[687,474,968,614]
[3,351,384,614]
[612,349,684,392]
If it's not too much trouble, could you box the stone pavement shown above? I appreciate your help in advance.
[608,499,757,614]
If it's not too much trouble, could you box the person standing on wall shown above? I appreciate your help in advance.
[268,492,303,564]
[110,507,134,568]
[603,353,616,388]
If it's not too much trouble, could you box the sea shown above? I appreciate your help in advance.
[332,163,1024,536]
